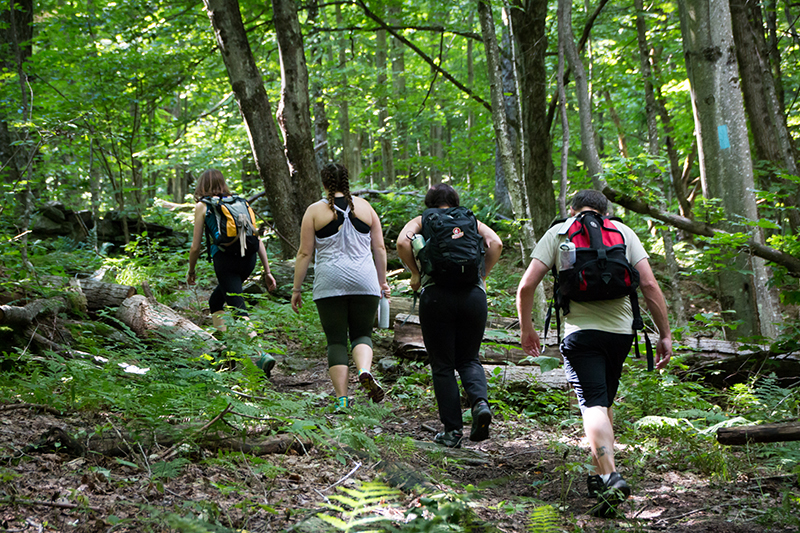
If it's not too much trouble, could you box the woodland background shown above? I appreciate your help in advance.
[1,0,800,532]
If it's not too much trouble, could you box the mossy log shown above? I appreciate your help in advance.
[717,421,800,445]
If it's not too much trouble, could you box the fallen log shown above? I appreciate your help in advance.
[0,297,70,328]
[41,275,136,310]
[717,421,800,445]
[116,294,221,354]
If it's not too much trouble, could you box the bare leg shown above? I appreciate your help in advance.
[351,343,373,374]
[329,365,349,398]
[583,405,616,475]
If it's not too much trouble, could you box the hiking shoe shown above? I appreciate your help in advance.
[590,472,631,518]
[358,371,385,403]
[255,353,276,378]
[334,396,351,412]
[587,474,603,498]
[433,430,463,448]
[469,400,492,442]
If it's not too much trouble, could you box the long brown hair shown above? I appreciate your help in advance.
[320,163,355,213]
[194,169,231,201]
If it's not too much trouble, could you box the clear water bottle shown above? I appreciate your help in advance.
[559,241,576,271]
[410,234,425,257]
[378,291,390,328]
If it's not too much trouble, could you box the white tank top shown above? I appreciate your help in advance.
[312,201,381,300]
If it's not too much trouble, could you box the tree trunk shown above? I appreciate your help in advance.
[678,0,780,338]
[493,24,517,214]
[376,28,395,186]
[478,0,537,261]
[560,0,605,191]
[510,0,555,239]
[203,0,300,258]
[389,5,408,183]
[717,422,800,445]
[729,0,800,231]
[273,0,322,217]
[334,5,357,174]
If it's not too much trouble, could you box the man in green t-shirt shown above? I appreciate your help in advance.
[516,189,672,517]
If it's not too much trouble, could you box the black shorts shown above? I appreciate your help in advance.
[561,330,634,411]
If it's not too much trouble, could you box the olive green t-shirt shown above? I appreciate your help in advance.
[532,217,649,336]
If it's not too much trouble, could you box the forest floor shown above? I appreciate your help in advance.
[1,324,798,533]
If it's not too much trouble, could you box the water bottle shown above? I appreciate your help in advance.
[559,241,576,271]
[378,291,390,328]
[410,234,426,257]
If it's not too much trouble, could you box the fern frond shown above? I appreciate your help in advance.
[527,504,560,533]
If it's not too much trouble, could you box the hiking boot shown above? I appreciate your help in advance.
[255,353,276,378]
[590,472,631,518]
[469,400,492,442]
[587,474,603,498]
[433,430,463,448]
[358,371,385,403]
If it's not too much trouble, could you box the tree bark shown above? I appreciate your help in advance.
[203,0,300,258]
[390,5,408,183]
[559,0,605,190]
[376,28,395,186]
[510,0,555,239]
[273,0,322,217]
[678,0,780,338]
[717,422,800,445]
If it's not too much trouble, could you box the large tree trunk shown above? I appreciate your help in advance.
[203,0,300,258]
[678,0,780,338]
[273,0,322,217]
[510,0,556,239]
[729,0,800,231]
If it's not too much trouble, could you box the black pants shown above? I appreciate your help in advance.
[419,284,488,432]
[315,295,380,367]
[209,251,257,316]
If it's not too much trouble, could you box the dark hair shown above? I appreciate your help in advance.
[320,163,355,213]
[194,169,232,201]
[570,189,608,214]
[424,183,460,209]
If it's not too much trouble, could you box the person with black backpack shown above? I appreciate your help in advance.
[187,169,277,370]
[396,184,503,449]
[516,189,672,517]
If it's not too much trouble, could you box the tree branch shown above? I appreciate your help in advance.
[603,187,800,276]
[355,0,492,112]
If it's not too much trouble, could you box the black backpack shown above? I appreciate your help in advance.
[418,206,485,286]
[201,195,260,260]
[545,211,653,369]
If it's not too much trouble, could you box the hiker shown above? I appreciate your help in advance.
[516,189,672,516]
[187,168,277,337]
[396,183,503,448]
[291,163,390,410]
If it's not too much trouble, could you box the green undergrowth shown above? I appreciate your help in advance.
[2,198,800,531]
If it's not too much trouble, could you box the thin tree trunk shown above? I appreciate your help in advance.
[203,0,300,257]
[556,0,569,219]
[559,0,605,190]
[273,0,322,217]
[376,28,395,186]
[389,4,408,183]
[335,5,356,174]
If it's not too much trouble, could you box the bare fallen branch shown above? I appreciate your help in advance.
[0,498,102,512]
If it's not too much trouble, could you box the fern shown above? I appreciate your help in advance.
[316,481,400,532]
[527,505,560,533]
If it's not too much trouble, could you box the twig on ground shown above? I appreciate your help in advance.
[323,461,362,492]
[0,403,65,416]
[421,423,438,434]
[0,497,102,512]
[152,403,233,462]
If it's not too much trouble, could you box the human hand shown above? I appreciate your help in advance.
[521,327,541,357]
[186,270,196,286]
[410,272,421,292]
[263,272,277,292]
[380,281,391,298]
[291,291,302,313]
[655,337,672,370]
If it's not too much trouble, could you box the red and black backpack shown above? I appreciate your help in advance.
[544,210,653,369]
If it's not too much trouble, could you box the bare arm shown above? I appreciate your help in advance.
[187,202,206,285]
[635,258,673,369]
[477,220,503,278]
[291,208,317,313]
[396,216,423,290]
[516,259,550,356]
[257,240,277,292]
